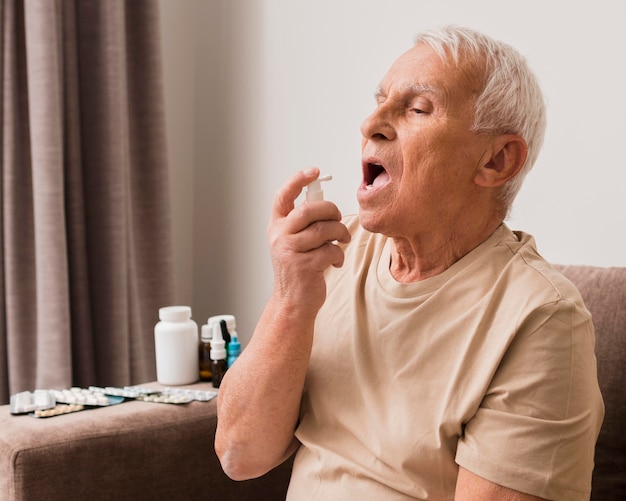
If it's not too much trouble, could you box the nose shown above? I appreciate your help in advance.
[360,106,396,141]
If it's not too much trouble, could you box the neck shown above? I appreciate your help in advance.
[389,219,503,283]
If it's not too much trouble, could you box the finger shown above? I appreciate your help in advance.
[305,220,351,247]
[280,220,351,254]
[306,241,348,271]
[283,201,344,235]
[272,168,320,219]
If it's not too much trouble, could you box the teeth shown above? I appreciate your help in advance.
[366,184,373,190]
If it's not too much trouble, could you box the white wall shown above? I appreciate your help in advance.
[160,0,626,345]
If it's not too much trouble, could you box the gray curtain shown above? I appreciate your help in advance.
[0,0,174,404]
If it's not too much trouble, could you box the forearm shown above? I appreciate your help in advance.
[455,467,549,500]
[215,296,315,480]
[216,168,350,480]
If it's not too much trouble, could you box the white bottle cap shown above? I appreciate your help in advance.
[210,322,227,360]
[305,174,332,202]
[208,314,236,332]
[200,323,212,342]
[159,306,192,322]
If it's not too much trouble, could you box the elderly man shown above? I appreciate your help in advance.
[215,26,604,500]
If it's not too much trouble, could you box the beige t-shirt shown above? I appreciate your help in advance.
[287,216,604,501]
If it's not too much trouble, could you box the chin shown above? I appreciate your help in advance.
[358,207,384,235]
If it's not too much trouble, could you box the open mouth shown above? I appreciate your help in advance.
[364,162,389,190]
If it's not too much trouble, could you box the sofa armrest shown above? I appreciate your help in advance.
[0,382,293,500]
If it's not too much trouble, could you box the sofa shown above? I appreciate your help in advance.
[0,264,623,500]
[553,265,625,500]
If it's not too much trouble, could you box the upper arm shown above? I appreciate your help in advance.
[455,299,602,499]
[455,467,549,501]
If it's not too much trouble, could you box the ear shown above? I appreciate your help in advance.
[474,134,528,188]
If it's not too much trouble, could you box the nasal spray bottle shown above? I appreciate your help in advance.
[305,174,332,202]
[210,321,228,388]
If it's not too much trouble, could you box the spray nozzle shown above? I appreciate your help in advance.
[305,174,332,202]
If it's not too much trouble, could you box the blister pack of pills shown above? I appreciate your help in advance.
[32,404,85,418]
[88,385,161,399]
[135,393,195,404]
[10,387,124,418]
[53,387,123,406]
[130,386,216,404]
[10,384,216,418]
[92,385,217,405]
[10,390,56,415]
[156,387,217,402]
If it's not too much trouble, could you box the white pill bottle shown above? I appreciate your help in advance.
[154,306,199,385]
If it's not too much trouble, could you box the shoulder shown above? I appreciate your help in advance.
[494,226,589,314]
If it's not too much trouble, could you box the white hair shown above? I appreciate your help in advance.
[415,26,547,209]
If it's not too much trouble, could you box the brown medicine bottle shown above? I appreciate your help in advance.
[198,323,212,382]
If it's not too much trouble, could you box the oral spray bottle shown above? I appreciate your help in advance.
[305,174,332,202]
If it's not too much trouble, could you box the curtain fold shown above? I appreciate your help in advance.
[0,0,174,404]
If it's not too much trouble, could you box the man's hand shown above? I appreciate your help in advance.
[268,168,351,317]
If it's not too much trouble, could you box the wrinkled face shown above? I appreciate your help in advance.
[358,43,492,239]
